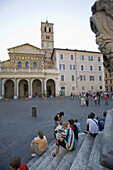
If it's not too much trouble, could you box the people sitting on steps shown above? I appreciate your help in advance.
[30,130,48,157]
[75,119,81,133]
[54,111,64,137]
[10,157,28,170]
[52,120,78,157]
[85,112,99,137]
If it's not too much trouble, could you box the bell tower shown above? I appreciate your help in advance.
[41,20,54,58]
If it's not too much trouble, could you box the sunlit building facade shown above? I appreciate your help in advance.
[0,21,105,99]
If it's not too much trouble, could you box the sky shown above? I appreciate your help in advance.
[0,0,99,62]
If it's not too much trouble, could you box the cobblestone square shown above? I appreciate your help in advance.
[0,96,113,170]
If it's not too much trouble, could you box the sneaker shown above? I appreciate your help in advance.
[31,153,37,157]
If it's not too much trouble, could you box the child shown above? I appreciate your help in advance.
[55,123,63,140]
[10,157,28,170]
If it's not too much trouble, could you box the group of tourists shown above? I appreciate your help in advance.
[9,110,107,169]
[80,91,110,106]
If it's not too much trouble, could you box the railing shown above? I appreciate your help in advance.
[0,67,59,74]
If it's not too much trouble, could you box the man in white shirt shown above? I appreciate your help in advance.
[86,112,99,137]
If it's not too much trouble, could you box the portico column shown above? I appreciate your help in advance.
[28,78,32,98]
[0,79,2,99]
[43,78,46,92]
[14,79,18,99]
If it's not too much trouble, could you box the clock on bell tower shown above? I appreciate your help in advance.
[41,20,54,58]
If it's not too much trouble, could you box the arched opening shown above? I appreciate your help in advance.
[4,80,14,98]
[18,62,22,68]
[19,79,28,98]
[33,62,37,68]
[32,79,41,97]
[46,79,55,97]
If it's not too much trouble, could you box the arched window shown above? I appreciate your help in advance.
[33,62,37,68]
[45,27,46,32]
[49,27,51,32]
[26,62,28,68]
[18,62,21,68]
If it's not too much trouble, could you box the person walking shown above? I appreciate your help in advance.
[105,94,109,105]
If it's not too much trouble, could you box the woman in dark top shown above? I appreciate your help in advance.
[54,111,64,137]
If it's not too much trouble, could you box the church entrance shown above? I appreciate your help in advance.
[4,79,14,98]
[46,79,55,97]
[32,79,41,97]
[19,79,28,98]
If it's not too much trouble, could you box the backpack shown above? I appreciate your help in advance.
[93,119,104,131]
[98,120,104,131]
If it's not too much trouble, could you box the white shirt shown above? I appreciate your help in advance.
[87,118,99,134]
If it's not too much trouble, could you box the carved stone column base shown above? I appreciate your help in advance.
[29,95,32,99]
[14,96,18,99]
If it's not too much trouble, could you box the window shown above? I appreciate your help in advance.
[81,65,84,70]
[110,79,112,84]
[106,80,108,84]
[72,86,75,90]
[33,62,37,68]
[91,86,94,90]
[99,66,101,71]
[70,65,75,70]
[44,27,46,32]
[46,36,50,39]
[18,62,21,68]
[88,56,93,61]
[61,75,64,81]
[98,56,100,62]
[71,55,74,60]
[72,75,74,81]
[80,55,84,61]
[26,62,28,68]
[82,86,85,90]
[60,54,63,59]
[105,73,107,78]
[49,27,51,32]
[60,64,65,70]
[80,75,86,81]
[100,86,102,90]
[99,76,102,81]
[90,65,93,71]
[90,76,94,81]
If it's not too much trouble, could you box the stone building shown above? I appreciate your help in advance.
[52,48,105,96]
[104,69,113,92]
[0,20,105,99]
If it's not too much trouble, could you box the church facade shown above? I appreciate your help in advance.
[0,21,105,99]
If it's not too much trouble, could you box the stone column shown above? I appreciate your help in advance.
[0,79,2,99]
[28,78,32,98]
[14,79,18,99]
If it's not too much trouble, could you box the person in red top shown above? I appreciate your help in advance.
[105,94,108,105]
[10,157,28,170]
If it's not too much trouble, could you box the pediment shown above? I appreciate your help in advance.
[8,43,45,55]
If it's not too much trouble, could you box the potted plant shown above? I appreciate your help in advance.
[3,93,9,102]
[42,90,47,100]
[59,91,63,99]
[24,92,29,101]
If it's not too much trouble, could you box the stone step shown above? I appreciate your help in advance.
[87,132,109,170]
[46,147,68,170]
[27,139,55,170]
[100,109,113,169]
[70,134,95,170]
[55,133,86,170]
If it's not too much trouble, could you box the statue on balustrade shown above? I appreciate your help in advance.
[90,0,113,73]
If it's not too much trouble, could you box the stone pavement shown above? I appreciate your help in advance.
[0,96,113,170]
